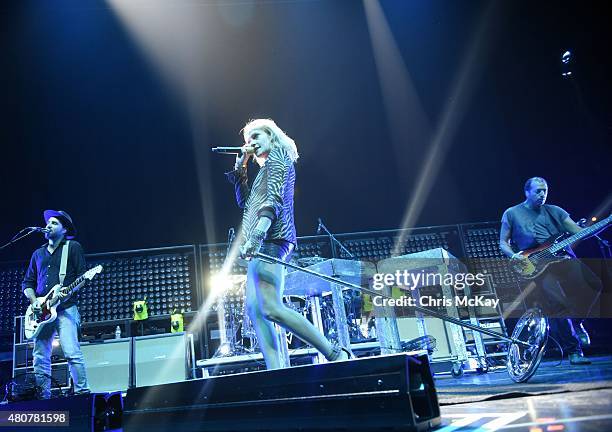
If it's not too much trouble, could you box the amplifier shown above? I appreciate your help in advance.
[13,362,70,389]
[0,392,123,431]
[14,339,65,367]
[133,332,194,387]
[81,338,132,393]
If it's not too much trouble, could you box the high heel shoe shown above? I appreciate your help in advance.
[326,343,355,361]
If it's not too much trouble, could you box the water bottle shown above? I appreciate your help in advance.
[115,325,121,339]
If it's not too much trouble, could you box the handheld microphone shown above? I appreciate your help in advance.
[212,146,256,155]
[27,227,50,233]
[211,147,243,154]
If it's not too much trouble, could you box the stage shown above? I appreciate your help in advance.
[436,355,612,430]
[3,353,611,431]
[436,355,612,405]
[440,389,612,431]
[1,0,611,430]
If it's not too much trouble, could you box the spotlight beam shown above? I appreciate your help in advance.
[591,192,612,219]
[393,3,500,255]
[363,0,432,186]
[107,0,226,246]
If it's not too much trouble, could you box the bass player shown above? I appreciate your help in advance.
[499,177,605,365]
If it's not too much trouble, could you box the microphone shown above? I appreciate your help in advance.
[212,146,256,155]
[27,227,50,233]
[316,218,323,235]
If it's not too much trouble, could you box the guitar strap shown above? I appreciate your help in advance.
[59,240,70,286]
[543,205,575,257]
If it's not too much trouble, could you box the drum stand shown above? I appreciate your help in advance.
[255,252,548,383]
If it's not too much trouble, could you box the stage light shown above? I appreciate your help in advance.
[591,217,597,222]
[217,343,231,356]
[209,272,234,296]
[561,50,573,78]
[467,357,479,370]
[384,2,497,255]
[561,50,571,64]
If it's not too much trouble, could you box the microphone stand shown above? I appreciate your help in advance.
[577,218,610,318]
[315,219,364,339]
[317,219,354,259]
[0,228,40,252]
[227,227,236,254]
[220,227,243,356]
[578,217,611,259]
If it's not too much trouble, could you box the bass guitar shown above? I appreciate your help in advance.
[512,214,611,279]
[24,265,103,340]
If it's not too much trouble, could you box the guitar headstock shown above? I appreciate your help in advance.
[84,265,103,280]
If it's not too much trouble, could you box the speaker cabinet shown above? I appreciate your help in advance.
[14,338,66,367]
[13,363,70,389]
[0,392,124,432]
[81,338,131,393]
[133,332,194,388]
[205,318,221,359]
[123,353,440,432]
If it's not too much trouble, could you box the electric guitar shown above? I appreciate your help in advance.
[24,265,103,340]
[511,214,611,279]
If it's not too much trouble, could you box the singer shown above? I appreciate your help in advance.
[225,119,351,369]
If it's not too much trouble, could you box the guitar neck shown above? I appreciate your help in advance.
[550,216,611,253]
[62,274,86,296]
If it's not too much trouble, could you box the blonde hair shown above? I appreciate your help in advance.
[242,118,299,163]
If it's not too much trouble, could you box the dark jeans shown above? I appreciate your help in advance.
[531,259,603,354]
[537,259,602,318]
[33,306,89,398]
[548,318,580,355]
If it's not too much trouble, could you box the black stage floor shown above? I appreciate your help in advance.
[4,355,611,431]
[436,355,612,431]
[111,355,612,431]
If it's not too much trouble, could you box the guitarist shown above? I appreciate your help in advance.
[21,210,90,399]
[500,177,603,365]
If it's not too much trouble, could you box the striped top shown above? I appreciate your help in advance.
[226,146,297,245]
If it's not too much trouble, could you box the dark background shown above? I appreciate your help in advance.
[1,0,610,261]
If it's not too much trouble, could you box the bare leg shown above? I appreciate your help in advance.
[245,262,283,369]
[246,259,340,368]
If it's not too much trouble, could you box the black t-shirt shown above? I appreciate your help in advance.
[501,203,570,251]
